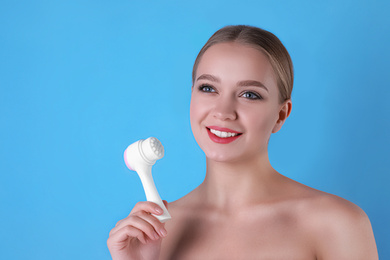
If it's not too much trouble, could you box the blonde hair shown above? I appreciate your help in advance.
[192,25,294,103]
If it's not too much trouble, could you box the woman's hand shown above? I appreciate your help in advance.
[107,201,169,260]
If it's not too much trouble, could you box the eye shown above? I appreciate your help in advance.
[241,91,262,100]
[198,84,216,93]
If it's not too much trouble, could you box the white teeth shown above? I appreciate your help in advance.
[209,128,239,138]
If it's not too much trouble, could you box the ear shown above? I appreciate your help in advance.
[272,99,292,133]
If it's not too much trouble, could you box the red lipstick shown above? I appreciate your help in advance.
[206,126,242,144]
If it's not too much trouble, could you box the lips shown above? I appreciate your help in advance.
[206,126,242,144]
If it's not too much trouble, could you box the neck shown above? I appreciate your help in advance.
[197,151,280,212]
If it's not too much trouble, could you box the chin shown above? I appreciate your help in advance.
[204,149,245,163]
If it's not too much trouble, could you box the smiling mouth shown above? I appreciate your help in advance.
[206,127,243,138]
[209,128,240,138]
[206,127,242,144]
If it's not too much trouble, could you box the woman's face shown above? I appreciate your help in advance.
[190,42,289,163]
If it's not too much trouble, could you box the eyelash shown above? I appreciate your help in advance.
[198,84,263,100]
[198,84,216,93]
[241,91,263,100]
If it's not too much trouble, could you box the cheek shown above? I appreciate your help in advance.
[190,94,206,123]
[261,107,281,135]
[189,96,202,133]
[189,97,197,125]
[243,107,277,134]
[189,97,208,149]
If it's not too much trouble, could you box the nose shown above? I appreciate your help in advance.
[212,96,237,121]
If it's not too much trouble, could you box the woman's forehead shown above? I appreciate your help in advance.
[196,42,277,88]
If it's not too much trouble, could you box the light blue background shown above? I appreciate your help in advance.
[1,0,389,259]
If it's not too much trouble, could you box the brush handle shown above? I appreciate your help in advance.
[137,164,171,223]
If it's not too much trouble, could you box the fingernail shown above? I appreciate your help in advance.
[155,207,163,214]
[160,228,167,237]
[154,232,160,240]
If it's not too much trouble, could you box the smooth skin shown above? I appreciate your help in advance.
[107,200,169,259]
[108,42,378,259]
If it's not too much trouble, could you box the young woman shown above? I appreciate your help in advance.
[107,25,378,259]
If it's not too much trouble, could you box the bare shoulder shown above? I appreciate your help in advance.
[274,175,378,259]
[302,189,367,222]
[167,188,198,214]
[299,189,378,260]
[165,179,378,259]
[303,191,371,234]
[164,188,202,228]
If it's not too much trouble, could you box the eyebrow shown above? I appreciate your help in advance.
[196,74,268,92]
[196,74,220,83]
[237,80,268,92]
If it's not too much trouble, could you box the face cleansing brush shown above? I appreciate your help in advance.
[124,137,171,223]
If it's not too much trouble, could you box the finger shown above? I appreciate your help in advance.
[111,213,166,239]
[108,225,147,246]
[137,210,167,237]
[113,201,163,228]
[130,201,165,216]
[111,200,167,237]
[110,215,161,241]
